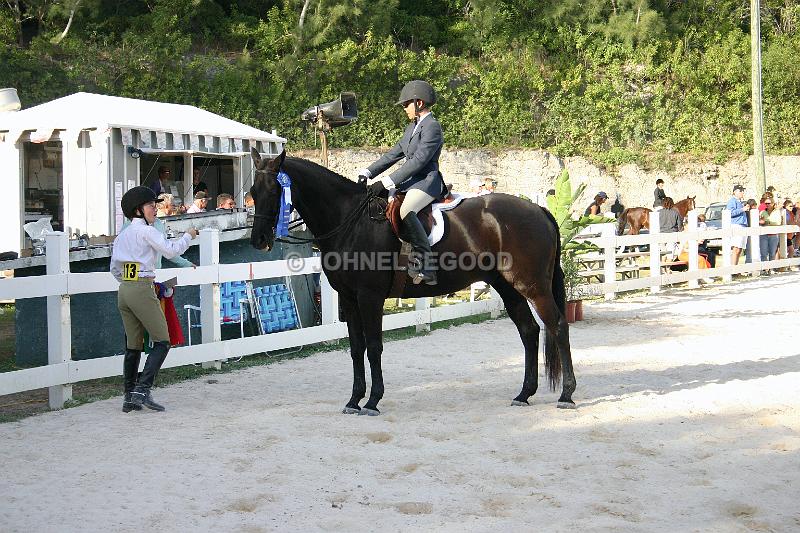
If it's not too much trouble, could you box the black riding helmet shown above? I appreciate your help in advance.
[396,80,437,107]
[121,186,162,219]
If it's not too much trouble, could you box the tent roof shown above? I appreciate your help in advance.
[0,92,285,143]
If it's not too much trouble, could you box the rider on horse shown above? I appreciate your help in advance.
[357,80,446,286]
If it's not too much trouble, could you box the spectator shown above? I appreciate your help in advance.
[782,199,795,262]
[759,196,782,270]
[584,191,608,216]
[658,197,683,233]
[744,198,758,264]
[148,166,170,196]
[192,167,209,195]
[216,193,236,210]
[697,214,718,268]
[244,192,254,209]
[469,179,483,195]
[480,178,497,194]
[653,179,666,209]
[156,193,175,217]
[726,185,749,267]
[758,191,774,211]
[186,191,208,213]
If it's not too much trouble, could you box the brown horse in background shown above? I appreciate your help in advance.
[617,196,696,235]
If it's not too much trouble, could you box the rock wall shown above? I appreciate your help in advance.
[294,148,800,212]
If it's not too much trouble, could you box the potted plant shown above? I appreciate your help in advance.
[546,169,613,322]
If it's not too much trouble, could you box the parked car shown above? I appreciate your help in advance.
[703,202,727,251]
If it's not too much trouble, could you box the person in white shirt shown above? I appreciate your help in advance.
[112,186,197,413]
[186,191,208,213]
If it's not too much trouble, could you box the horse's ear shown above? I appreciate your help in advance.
[265,150,285,173]
[251,147,262,168]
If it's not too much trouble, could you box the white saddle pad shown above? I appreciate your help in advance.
[428,193,468,246]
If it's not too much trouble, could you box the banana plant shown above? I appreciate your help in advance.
[546,168,613,254]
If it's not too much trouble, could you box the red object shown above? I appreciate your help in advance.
[161,296,184,346]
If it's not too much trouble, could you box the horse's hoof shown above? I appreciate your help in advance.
[342,406,360,414]
[510,400,530,406]
[557,401,576,409]
[358,408,380,416]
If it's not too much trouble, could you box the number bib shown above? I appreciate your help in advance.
[122,262,140,281]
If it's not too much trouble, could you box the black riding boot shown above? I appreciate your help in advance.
[130,341,170,411]
[401,212,437,285]
[122,349,142,413]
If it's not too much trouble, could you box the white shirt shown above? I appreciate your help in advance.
[186,203,205,214]
[110,218,192,281]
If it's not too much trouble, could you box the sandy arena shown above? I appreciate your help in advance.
[1,275,799,531]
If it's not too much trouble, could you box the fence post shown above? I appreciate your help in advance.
[46,231,72,408]
[749,208,760,275]
[601,223,616,300]
[721,210,732,282]
[320,272,339,325]
[687,210,699,288]
[649,211,661,293]
[415,297,430,333]
[779,209,788,262]
[199,229,222,370]
[489,286,502,318]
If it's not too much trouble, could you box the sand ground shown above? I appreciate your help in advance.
[1,275,799,532]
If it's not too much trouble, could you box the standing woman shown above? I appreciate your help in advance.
[758,197,781,266]
[112,186,197,412]
[783,199,795,261]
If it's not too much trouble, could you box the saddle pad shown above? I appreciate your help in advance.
[428,193,467,246]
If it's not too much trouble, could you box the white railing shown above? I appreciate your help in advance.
[0,229,503,407]
[578,209,800,299]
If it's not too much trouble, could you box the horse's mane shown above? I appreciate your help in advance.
[283,156,363,193]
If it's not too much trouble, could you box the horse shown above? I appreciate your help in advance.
[249,150,576,415]
[617,196,696,235]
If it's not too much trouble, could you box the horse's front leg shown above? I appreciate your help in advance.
[340,295,367,414]
[357,291,386,416]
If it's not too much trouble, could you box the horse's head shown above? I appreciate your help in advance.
[249,148,285,251]
[687,196,696,211]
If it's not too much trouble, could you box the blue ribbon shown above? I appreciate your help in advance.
[276,170,293,237]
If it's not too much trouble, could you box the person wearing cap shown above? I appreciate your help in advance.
[355,80,446,285]
[186,191,208,213]
[584,191,608,216]
[726,184,750,266]
[111,186,198,413]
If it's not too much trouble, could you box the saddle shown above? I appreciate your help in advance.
[385,185,454,239]
[385,185,454,298]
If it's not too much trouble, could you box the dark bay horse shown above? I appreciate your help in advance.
[617,196,696,235]
[249,150,576,415]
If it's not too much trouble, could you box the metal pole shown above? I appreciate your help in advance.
[751,0,767,194]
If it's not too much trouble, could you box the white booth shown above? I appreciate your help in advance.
[0,92,285,253]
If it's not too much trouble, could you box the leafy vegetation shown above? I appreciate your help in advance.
[3,1,800,157]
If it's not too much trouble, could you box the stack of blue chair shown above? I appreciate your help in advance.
[220,281,249,323]
[253,283,298,333]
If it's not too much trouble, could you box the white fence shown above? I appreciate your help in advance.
[0,230,504,408]
[2,210,797,409]
[579,209,800,299]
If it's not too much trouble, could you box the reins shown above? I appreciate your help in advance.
[253,188,386,246]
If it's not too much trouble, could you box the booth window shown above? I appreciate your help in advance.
[23,141,64,238]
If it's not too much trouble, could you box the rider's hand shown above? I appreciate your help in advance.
[368,181,386,196]
[357,174,368,187]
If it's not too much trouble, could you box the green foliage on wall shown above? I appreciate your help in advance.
[3,0,800,158]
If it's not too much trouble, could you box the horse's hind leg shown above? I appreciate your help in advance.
[340,294,367,414]
[492,277,540,405]
[528,293,577,409]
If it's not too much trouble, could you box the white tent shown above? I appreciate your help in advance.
[0,92,286,253]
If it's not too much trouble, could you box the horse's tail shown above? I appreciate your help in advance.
[541,206,564,391]
[617,209,628,235]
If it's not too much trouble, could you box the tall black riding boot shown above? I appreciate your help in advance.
[130,341,170,411]
[122,349,142,412]
[401,212,437,285]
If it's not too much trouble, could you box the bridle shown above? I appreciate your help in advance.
[252,168,386,246]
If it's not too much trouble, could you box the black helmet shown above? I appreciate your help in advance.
[396,80,437,107]
[121,186,161,219]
